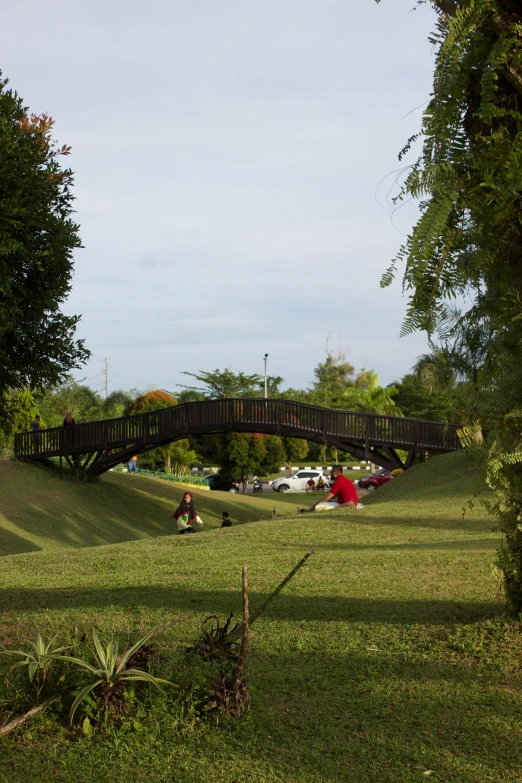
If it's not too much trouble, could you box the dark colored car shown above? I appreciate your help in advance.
[203,474,240,493]
[358,469,393,491]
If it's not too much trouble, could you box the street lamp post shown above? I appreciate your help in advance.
[264,354,269,399]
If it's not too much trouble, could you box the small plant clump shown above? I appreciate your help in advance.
[207,668,251,718]
[0,626,183,737]
[1,633,68,701]
[188,613,241,664]
[0,555,314,737]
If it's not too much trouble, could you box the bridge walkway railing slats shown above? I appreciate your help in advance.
[13,397,461,469]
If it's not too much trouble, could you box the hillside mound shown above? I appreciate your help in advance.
[0,460,291,556]
[362,449,488,522]
[0,450,488,557]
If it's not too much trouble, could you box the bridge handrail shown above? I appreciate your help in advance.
[13,397,461,460]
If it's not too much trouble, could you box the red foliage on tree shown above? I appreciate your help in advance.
[129,390,176,415]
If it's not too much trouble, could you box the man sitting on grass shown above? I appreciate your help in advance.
[298,465,358,513]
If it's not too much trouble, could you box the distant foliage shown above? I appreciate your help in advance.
[219,433,268,491]
[33,380,137,429]
[179,369,263,399]
[343,372,400,416]
[282,437,309,472]
[129,390,176,415]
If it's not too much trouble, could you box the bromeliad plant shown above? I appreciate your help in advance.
[52,627,181,725]
[1,633,68,700]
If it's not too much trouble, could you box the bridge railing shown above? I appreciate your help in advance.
[14,397,461,459]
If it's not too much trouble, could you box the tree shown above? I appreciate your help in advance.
[36,380,103,427]
[177,389,206,404]
[343,373,400,416]
[0,389,41,452]
[219,432,268,492]
[11,389,40,433]
[179,369,263,398]
[413,307,490,394]
[103,390,137,419]
[0,73,89,426]
[259,376,285,396]
[377,0,522,610]
[311,335,373,408]
[393,373,461,423]
[262,435,286,473]
[158,440,200,474]
[127,391,177,470]
[128,390,176,415]
[282,437,309,474]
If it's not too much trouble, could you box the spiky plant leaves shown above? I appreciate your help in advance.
[1,633,69,697]
[69,681,104,725]
[115,626,165,675]
[190,613,241,663]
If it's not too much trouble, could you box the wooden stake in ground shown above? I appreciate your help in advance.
[237,564,249,676]
[227,550,314,644]
[248,550,314,627]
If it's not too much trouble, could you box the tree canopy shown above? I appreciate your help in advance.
[179,369,264,398]
[0,73,89,425]
[378,0,522,611]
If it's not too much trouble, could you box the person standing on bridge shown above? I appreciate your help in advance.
[63,411,76,427]
[31,415,42,453]
[173,491,203,535]
[298,465,358,513]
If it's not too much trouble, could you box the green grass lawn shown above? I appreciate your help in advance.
[0,460,322,556]
[0,451,521,782]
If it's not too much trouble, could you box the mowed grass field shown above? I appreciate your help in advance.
[0,460,318,555]
[1,451,521,783]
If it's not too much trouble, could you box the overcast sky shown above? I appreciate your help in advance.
[2,0,437,396]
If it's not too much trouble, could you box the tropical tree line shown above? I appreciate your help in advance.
[1,329,480,476]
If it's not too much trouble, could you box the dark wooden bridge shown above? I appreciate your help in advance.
[14,397,461,476]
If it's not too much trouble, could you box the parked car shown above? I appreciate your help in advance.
[203,474,240,493]
[358,469,393,491]
[271,470,331,493]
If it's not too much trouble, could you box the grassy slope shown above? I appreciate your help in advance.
[1,451,521,783]
[0,460,315,556]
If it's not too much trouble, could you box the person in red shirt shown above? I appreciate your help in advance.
[298,466,358,513]
[305,478,316,493]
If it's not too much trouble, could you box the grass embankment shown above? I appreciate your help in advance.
[1,451,521,782]
[0,460,313,556]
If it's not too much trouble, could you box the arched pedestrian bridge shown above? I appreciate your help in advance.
[14,397,461,476]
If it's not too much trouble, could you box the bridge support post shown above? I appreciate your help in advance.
[404,446,416,469]
[381,445,406,471]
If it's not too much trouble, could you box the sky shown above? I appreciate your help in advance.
[2,0,438,397]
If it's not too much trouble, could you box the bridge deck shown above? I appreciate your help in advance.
[14,398,461,475]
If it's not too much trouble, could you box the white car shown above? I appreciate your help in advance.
[271,470,331,493]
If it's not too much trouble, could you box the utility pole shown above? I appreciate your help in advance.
[264,354,268,399]
[102,357,109,399]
